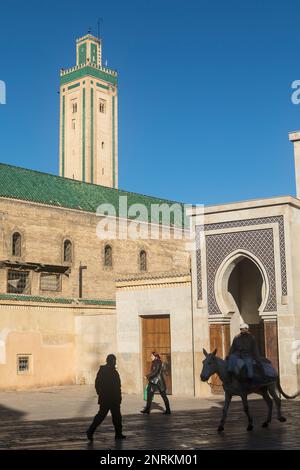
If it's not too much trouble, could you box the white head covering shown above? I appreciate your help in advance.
[240,322,249,330]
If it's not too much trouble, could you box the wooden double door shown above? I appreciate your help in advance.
[141,315,172,394]
[209,320,279,394]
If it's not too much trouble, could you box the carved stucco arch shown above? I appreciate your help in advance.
[214,249,269,317]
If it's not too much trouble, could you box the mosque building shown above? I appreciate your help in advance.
[0,34,300,396]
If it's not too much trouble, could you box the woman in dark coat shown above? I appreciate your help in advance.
[141,352,171,414]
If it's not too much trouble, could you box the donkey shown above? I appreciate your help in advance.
[200,348,300,432]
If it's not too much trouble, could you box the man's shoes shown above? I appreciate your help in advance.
[115,434,127,440]
[140,409,150,414]
[86,430,94,442]
[163,410,171,415]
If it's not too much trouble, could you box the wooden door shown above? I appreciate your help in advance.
[209,324,230,394]
[141,316,172,394]
[264,320,279,373]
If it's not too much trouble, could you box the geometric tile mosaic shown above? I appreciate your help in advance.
[195,216,287,307]
[205,229,277,314]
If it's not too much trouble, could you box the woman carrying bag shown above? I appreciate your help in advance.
[141,352,171,415]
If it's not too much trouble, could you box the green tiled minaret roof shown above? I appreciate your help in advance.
[0,163,187,227]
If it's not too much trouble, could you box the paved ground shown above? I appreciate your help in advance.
[0,385,299,450]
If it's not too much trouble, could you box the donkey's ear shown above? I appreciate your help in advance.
[203,348,208,357]
[212,348,217,356]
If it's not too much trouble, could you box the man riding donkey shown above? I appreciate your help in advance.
[227,322,270,383]
[200,322,300,432]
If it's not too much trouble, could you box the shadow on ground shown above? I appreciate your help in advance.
[0,400,299,450]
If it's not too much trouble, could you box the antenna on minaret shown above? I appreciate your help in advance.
[97,17,103,39]
[88,26,91,34]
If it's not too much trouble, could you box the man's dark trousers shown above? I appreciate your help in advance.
[88,401,122,436]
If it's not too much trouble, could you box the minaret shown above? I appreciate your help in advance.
[59,34,118,188]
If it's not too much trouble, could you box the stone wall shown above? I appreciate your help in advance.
[0,299,117,390]
[0,198,190,300]
[0,300,75,390]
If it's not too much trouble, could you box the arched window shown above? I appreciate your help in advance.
[139,250,147,271]
[99,99,106,113]
[104,245,112,267]
[12,232,21,257]
[64,239,72,263]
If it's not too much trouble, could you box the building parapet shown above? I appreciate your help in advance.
[60,62,117,78]
[76,34,101,44]
[0,293,116,307]
[116,272,191,290]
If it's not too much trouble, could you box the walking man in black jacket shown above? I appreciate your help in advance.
[86,354,126,441]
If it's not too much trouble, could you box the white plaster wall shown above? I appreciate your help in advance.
[116,285,195,396]
[286,205,300,390]
[75,311,117,385]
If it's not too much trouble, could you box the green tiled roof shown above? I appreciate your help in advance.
[0,163,187,227]
[79,298,115,306]
[0,293,116,306]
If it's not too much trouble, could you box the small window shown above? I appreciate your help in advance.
[72,119,76,130]
[17,355,31,375]
[64,239,72,263]
[12,232,21,257]
[139,250,147,271]
[72,102,78,113]
[7,270,30,294]
[101,141,104,149]
[102,168,104,175]
[40,273,61,292]
[104,244,112,267]
[99,99,106,113]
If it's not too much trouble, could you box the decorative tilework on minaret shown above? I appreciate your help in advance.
[59,34,118,188]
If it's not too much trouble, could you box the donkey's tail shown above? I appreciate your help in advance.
[276,378,300,399]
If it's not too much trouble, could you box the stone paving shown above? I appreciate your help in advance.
[0,385,299,450]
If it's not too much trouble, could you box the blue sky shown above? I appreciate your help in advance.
[0,0,300,205]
